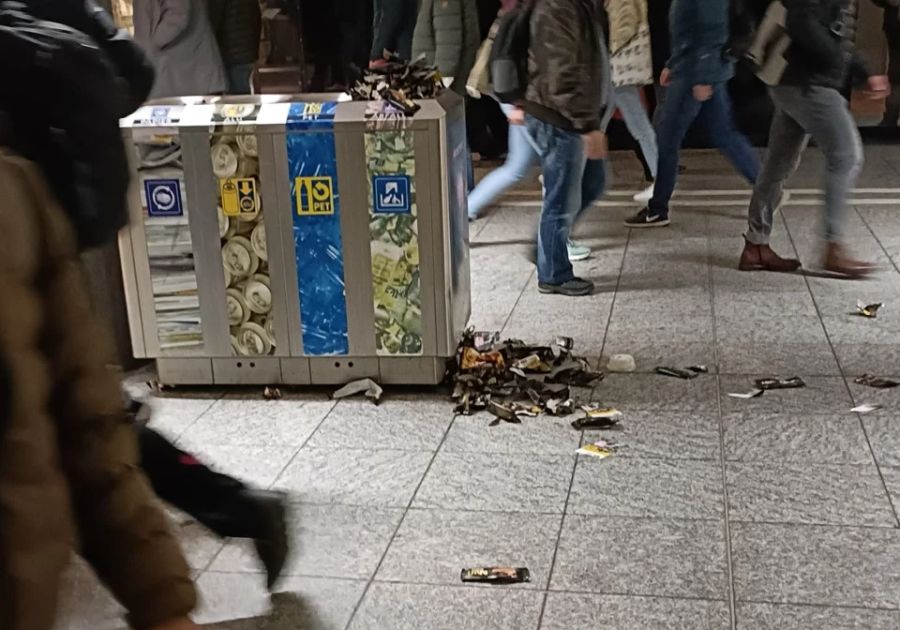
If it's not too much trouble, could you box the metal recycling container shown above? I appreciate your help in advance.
[119,92,470,385]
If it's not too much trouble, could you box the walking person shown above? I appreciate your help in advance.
[602,0,659,201]
[207,0,262,94]
[739,0,890,277]
[874,0,900,126]
[624,0,760,227]
[371,0,419,63]
[133,0,227,98]
[1,2,198,628]
[524,0,614,295]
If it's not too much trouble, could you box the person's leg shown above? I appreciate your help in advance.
[883,39,900,126]
[467,117,540,218]
[398,0,418,61]
[136,424,289,588]
[615,85,658,179]
[526,115,591,292]
[739,105,806,272]
[745,106,807,246]
[574,158,608,224]
[626,77,700,226]
[773,85,870,276]
[370,0,402,60]
[697,84,760,184]
[227,63,254,95]
[652,82,667,128]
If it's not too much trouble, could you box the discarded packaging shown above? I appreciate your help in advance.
[854,374,900,389]
[545,398,575,416]
[332,378,383,404]
[727,389,764,399]
[571,406,623,430]
[487,400,541,426]
[688,365,709,374]
[852,403,882,414]
[607,353,636,373]
[576,443,615,459]
[755,376,806,391]
[263,386,282,400]
[349,52,443,115]
[656,366,698,379]
[513,354,552,373]
[460,567,531,584]
[473,331,500,352]
[855,300,884,319]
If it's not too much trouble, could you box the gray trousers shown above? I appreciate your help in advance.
[746,85,863,244]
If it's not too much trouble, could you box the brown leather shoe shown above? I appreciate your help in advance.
[823,242,876,279]
[739,240,802,272]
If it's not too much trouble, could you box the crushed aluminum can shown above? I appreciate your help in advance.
[655,366,699,379]
[755,376,806,391]
[855,300,884,319]
[460,567,530,584]
[854,374,900,389]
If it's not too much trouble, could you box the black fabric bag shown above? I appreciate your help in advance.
[0,1,135,249]
[489,2,534,103]
[727,0,775,62]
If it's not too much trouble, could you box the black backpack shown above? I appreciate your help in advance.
[489,2,534,104]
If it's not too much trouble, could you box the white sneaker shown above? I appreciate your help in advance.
[567,240,591,262]
[633,183,655,203]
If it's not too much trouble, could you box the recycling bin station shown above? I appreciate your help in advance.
[119,93,470,386]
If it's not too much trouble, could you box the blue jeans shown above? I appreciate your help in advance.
[650,78,759,216]
[468,104,541,218]
[227,63,254,95]
[615,85,658,179]
[526,115,607,284]
[370,0,417,60]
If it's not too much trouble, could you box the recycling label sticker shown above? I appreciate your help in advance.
[296,176,335,215]
[144,179,183,217]
[220,177,258,217]
[373,175,411,214]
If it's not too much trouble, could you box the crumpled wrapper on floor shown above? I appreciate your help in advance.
[333,378,383,404]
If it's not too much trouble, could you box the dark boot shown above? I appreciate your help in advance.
[739,240,801,272]
[823,242,876,279]
[242,489,290,591]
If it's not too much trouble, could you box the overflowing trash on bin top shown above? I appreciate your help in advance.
[450,329,610,427]
[349,52,444,116]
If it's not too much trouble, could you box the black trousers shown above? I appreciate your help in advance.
[137,425,257,539]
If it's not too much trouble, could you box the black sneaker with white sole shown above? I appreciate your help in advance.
[538,277,594,296]
[624,207,670,228]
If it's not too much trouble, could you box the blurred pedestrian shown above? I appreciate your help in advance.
[625,0,760,228]
[207,0,262,94]
[133,0,227,98]
[371,0,418,63]
[874,0,900,126]
[739,0,891,277]
[0,2,198,629]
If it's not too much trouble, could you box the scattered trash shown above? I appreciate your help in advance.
[349,52,444,115]
[571,406,623,430]
[460,567,531,584]
[727,389,764,399]
[332,378,383,404]
[263,386,282,400]
[655,366,699,379]
[607,354,636,373]
[755,376,806,391]
[854,300,884,319]
[576,437,626,459]
[688,365,709,374]
[854,374,900,389]
[852,403,882,414]
[450,329,603,423]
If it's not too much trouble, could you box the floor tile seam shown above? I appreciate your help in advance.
[706,240,738,630]
[162,395,223,442]
[275,500,569,515]
[535,452,581,630]
[782,212,900,529]
[722,460,886,471]
[594,226,633,370]
[200,567,370,584]
[732,597,900,613]
[543,587,731,603]
[265,400,343,492]
[343,414,460,630]
[727,517,900,530]
[853,204,900,275]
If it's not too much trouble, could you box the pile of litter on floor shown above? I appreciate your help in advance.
[450,329,609,427]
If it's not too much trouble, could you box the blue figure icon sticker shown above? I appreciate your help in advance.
[373,175,411,214]
[145,179,183,217]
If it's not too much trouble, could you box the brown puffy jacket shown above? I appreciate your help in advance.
[0,151,196,630]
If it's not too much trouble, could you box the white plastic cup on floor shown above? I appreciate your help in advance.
[607,354,636,373]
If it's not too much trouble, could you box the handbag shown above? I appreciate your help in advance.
[467,16,500,98]
[0,1,132,249]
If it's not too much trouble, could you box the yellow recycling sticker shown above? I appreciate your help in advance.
[296,176,334,215]
[220,177,259,217]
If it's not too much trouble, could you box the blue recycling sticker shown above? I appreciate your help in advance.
[373,175,411,214]
[144,179,183,217]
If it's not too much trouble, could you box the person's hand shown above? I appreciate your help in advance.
[507,107,525,125]
[659,68,672,87]
[693,84,713,102]
[148,618,200,630]
[864,74,891,99]
[583,130,608,160]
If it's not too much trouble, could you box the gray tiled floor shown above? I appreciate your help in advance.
[57,147,900,629]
